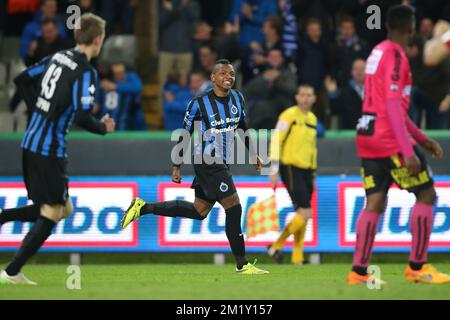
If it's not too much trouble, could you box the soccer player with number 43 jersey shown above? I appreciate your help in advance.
[348,5,450,286]
[0,14,115,286]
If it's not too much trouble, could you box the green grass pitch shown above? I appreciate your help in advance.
[1,263,450,300]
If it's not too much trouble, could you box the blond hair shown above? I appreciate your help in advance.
[74,13,106,45]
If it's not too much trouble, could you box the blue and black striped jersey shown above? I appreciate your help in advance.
[182,89,248,162]
[16,48,106,158]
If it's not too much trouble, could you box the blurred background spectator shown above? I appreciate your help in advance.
[296,17,331,127]
[1,0,450,132]
[19,0,68,60]
[243,48,297,129]
[326,58,365,130]
[332,16,370,88]
[100,0,137,35]
[406,35,450,129]
[24,17,73,66]
[159,0,201,88]
[99,63,146,131]
[163,71,212,131]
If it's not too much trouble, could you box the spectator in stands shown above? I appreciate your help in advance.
[406,35,450,129]
[159,0,201,87]
[20,0,68,59]
[163,71,212,130]
[197,44,218,77]
[192,21,213,71]
[244,48,297,129]
[3,0,40,36]
[332,16,370,87]
[279,0,298,61]
[99,0,137,35]
[99,63,146,131]
[290,0,337,41]
[246,15,283,78]
[326,58,365,130]
[419,17,435,40]
[25,17,73,66]
[296,17,331,126]
[229,0,279,49]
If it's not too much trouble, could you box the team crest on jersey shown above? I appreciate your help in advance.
[231,105,238,115]
[220,182,229,193]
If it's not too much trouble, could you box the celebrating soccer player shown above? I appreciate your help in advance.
[348,5,450,285]
[0,14,115,285]
[267,85,318,265]
[122,60,269,275]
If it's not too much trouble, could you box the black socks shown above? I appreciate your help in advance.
[5,216,56,276]
[142,200,206,220]
[0,205,41,225]
[409,261,424,271]
[352,266,368,276]
[225,205,247,269]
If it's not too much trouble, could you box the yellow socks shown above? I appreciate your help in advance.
[272,214,306,251]
[292,223,306,264]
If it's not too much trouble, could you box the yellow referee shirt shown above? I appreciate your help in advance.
[270,106,318,170]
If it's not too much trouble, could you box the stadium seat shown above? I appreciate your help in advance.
[0,112,14,132]
[0,62,7,87]
[98,35,138,68]
[0,88,9,112]
[0,37,21,61]
[8,58,25,85]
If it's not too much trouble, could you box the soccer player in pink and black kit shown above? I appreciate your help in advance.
[348,5,450,285]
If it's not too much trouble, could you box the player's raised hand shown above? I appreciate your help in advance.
[101,114,115,133]
[405,155,421,176]
[255,156,262,173]
[172,166,182,184]
[420,139,444,160]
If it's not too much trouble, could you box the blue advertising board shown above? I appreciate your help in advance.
[0,176,449,253]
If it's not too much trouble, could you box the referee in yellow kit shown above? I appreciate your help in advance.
[267,84,318,265]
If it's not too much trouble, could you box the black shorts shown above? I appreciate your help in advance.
[279,164,314,210]
[22,150,69,206]
[361,146,434,196]
[191,163,237,203]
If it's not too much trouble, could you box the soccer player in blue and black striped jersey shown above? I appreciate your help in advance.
[121,60,269,275]
[0,13,115,285]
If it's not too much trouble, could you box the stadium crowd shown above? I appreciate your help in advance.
[1,0,450,132]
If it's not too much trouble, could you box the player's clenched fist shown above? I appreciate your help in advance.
[101,114,116,133]
[172,166,182,184]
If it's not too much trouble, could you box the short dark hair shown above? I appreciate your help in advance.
[340,16,355,26]
[41,16,57,27]
[265,15,283,35]
[305,17,321,28]
[298,84,315,93]
[215,59,231,66]
[387,5,415,33]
